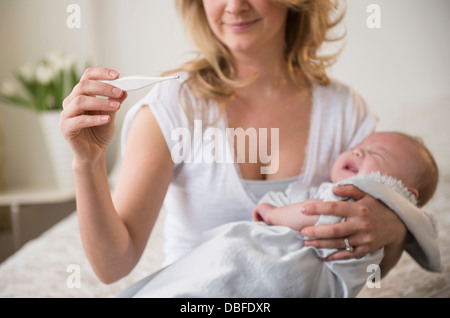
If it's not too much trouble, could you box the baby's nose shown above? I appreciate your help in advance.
[352,148,363,157]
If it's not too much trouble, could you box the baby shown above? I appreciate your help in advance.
[253,131,439,234]
[119,131,440,298]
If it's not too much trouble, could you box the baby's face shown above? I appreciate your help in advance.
[331,132,417,183]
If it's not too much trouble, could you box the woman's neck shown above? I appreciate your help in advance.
[231,54,307,104]
[233,45,286,84]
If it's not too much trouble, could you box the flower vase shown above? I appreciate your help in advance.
[38,111,74,191]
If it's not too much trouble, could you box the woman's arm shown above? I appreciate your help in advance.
[61,68,173,284]
[77,107,173,284]
[299,185,407,277]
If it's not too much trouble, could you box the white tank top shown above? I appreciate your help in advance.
[242,176,299,203]
[121,72,378,266]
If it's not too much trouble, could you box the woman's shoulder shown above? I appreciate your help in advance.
[310,78,377,140]
[141,71,189,101]
[313,78,371,115]
[314,78,365,103]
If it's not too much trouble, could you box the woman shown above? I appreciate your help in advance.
[60,0,409,285]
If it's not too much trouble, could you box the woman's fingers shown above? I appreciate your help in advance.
[62,95,120,115]
[320,248,366,261]
[59,67,129,160]
[60,91,127,131]
[62,114,111,134]
[333,185,367,200]
[303,228,370,250]
[301,185,369,217]
[301,200,354,218]
[72,79,123,100]
[63,67,122,107]
[80,67,120,81]
[302,222,349,239]
[303,232,373,260]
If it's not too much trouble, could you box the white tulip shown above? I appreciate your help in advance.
[18,63,35,82]
[35,63,55,84]
[46,51,66,73]
[63,54,77,70]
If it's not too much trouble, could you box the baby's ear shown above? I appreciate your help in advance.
[407,186,419,200]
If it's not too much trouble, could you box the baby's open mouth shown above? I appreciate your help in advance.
[344,162,359,173]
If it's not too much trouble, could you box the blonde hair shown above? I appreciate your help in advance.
[170,0,346,108]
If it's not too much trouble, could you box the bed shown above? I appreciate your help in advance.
[0,175,449,298]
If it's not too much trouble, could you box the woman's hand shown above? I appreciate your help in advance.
[300,185,408,274]
[60,67,128,164]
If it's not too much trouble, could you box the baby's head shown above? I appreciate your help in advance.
[331,131,439,207]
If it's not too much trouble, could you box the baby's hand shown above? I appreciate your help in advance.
[254,200,322,231]
[252,203,276,224]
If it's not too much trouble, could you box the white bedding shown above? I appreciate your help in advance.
[1,177,449,298]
